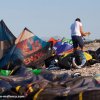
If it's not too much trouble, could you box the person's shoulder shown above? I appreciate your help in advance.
[76,21,82,26]
[79,22,82,26]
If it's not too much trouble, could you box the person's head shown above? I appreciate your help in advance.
[75,18,81,22]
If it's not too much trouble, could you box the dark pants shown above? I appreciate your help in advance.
[72,36,84,49]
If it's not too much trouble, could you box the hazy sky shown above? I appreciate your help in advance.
[0,0,100,40]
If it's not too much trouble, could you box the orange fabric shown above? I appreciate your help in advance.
[48,37,57,46]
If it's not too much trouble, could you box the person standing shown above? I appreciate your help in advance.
[70,18,90,51]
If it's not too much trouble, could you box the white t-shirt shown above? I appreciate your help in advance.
[70,21,82,36]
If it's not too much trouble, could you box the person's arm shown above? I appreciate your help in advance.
[80,26,90,36]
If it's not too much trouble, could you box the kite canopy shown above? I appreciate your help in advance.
[61,37,73,44]
[15,28,52,67]
[48,37,57,46]
[0,20,16,59]
[53,39,73,55]
[15,28,34,44]
[0,28,52,68]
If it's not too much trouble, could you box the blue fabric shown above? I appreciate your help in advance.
[54,41,62,48]
[56,42,73,54]
[33,36,48,48]
[0,45,23,68]
[0,20,16,41]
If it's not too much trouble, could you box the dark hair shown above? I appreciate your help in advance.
[75,18,81,22]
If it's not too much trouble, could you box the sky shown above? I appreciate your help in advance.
[0,0,100,40]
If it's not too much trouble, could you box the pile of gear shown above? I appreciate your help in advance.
[0,20,100,100]
[45,48,100,70]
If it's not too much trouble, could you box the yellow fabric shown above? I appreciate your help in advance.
[63,93,68,96]
[63,52,72,58]
[7,62,10,71]
[79,92,83,100]
[16,86,21,92]
[27,83,33,87]
[29,86,34,92]
[33,88,44,100]
[84,52,92,61]
[94,75,100,82]
[9,70,14,75]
